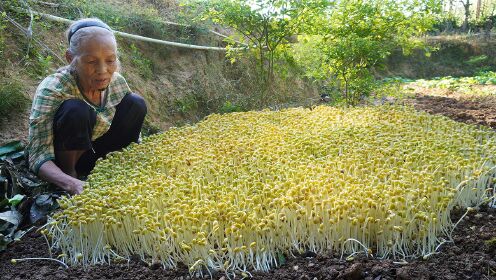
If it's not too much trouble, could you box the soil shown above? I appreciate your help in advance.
[1,86,496,280]
[0,110,30,146]
[0,208,494,280]
[405,85,496,130]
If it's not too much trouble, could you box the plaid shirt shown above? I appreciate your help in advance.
[27,68,132,174]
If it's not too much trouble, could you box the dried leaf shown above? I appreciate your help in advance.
[30,194,59,224]
[0,210,22,226]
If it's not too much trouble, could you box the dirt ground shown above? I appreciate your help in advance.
[1,87,496,280]
[0,111,29,146]
[405,84,496,129]
[0,207,494,280]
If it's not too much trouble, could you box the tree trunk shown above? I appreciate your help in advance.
[259,44,265,80]
[461,0,471,32]
[268,51,274,84]
[342,74,349,105]
[476,0,482,20]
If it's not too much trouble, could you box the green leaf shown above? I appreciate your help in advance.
[0,151,24,161]
[8,194,24,207]
[0,141,23,157]
[0,234,8,251]
[277,252,286,265]
[0,198,8,209]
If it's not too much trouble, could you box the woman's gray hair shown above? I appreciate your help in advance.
[60,18,121,72]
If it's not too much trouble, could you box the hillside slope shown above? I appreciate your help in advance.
[0,0,318,145]
[1,1,495,146]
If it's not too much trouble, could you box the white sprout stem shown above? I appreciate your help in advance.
[340,238,371,260]
[43,233,52,257]
[451,207,471,237]
[44,107,496,273]
[12,257,69,268]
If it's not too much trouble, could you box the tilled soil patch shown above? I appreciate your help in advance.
[406,87,496,129]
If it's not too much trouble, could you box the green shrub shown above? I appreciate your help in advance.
[465,55,488,66]
[0,82,29,120]
[174,94,199,115]
[219,101,243,114]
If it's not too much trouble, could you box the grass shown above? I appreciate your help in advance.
[56,0,195,42]
[0,81,29,121]
[128,43,153,80]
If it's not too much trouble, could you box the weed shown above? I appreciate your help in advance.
[141,117,161,136]
[485,237,496,248]
[174,94,199,115]
[129,44,153,80]
[24,50,53,79]
[466,55,488,65]
[371,78,409,102]
[57,0,183,40]
[0,12,7,64]
[35,54,53,77]
[0,81,29,121]
[219,101,243,114]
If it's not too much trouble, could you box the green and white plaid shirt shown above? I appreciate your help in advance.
[27,68,132,174]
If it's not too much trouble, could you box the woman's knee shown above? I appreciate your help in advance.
[120,93,147,117]
[53,99,95,151]
[55,99,94,126]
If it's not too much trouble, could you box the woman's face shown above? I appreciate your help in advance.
[69,33,118,93]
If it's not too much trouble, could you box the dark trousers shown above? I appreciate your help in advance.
[53,93,147,176]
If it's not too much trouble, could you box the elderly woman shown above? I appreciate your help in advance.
[27,18,147,195]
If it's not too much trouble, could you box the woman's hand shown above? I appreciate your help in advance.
[38,161,85,195]
[64,177,84,195]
